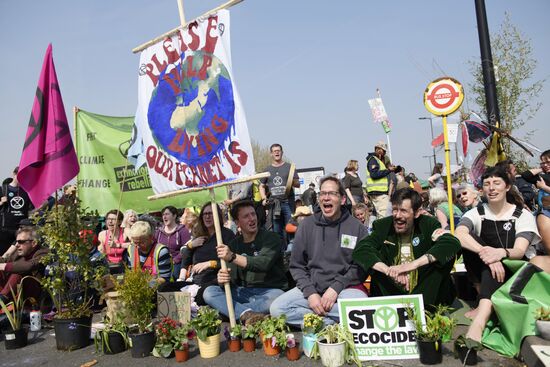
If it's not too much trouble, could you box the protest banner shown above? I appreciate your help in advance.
[75,109,226,215]
[17,44,79,207]
[157,291,191,324]
[339,295,426,361]
[368,89,393,162]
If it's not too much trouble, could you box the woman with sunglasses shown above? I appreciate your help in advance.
[455,166,540,342]
[456,183,481,210]
[179,202,235,305]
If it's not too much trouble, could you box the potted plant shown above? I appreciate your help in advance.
[285,333,300,361]
[453,335,482,366]
[173,324,194,362]
[258,315,288,356]
[93,312,129,355]
[0,276,35,350]
[190,306,222,358]
[35,200,104,351]
[224,324,242,352]
[117,267,157,358]
[311,323,361,367]
[302,313,324,357]
[407,305,456,365]
[242,324,258,352]
[535,306,550,340]
[153,317,179,358]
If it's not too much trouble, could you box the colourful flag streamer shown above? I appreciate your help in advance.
[17,44,79,207]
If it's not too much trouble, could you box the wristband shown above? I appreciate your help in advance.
[229,253,237,263]
[210,260,218,268]
[187,240,193,249]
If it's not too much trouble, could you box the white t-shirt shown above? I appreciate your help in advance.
[458,203,541,258]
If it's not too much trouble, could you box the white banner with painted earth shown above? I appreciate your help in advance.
[130,10,254,194]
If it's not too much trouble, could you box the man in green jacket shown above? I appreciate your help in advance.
[352,188,460,307]
[204,200,287,325]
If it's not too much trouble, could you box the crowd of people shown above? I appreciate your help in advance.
[1,142,549,350]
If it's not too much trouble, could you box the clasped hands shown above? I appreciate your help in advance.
[478,246,507,282]
[386,262,416,291]
[307,287,338,316]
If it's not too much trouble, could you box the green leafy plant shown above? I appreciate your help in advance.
[35,200,104,319]
[406,304,456,342]
[173,323,194,351]
[117,267,157,334]
[94,312,129,354]
[453,334,483,353]
[302,313,324,335]
[242,323,258,339]
[190,306,221,341]
[259,315,288,341]
[224,324,242,340]
[534,307,550,321]
[153,317,179,358]
[0,275,37,331]
[310,323,361,367]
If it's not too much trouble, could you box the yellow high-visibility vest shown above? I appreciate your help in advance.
[365,156,389,193]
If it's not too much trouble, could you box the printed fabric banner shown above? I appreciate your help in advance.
[130,10,254,194]
[75,109,226,215]
[368,97,392,134]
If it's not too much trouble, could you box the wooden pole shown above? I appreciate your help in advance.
[132,0,244,53]
[209,188,236,327]
[442,115,455,234]
[176,0,186,26]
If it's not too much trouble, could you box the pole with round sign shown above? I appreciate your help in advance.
[423,77,464,234]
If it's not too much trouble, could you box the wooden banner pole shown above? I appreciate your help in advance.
[209,187,236,327]
[176,0,186,26]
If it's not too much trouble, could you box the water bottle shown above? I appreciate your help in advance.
[30,306,42,331]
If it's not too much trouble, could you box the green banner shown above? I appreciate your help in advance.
[75,109,226,215]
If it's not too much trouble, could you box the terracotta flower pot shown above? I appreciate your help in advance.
[262,336,281,356]
[175,345,189,362]
[227,337,242,352]
[243,338,256,352]
[286,345,300,361]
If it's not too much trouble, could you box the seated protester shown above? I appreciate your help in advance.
[204,200,287,325]
[270,176,368,327]
[98,209,127,274]
[455,166,541,342]
[178,202,235,305]
[429,187,463,229]
[353,203,376,233]
[352,188,461,308]
[156,206,191,281]
[126,221,172,283]
[456,183,481,211]
[0,227,48,304]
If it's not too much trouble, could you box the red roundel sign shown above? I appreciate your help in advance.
[423,77,464,116]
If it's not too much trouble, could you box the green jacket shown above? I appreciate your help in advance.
[228,229,288,290]
[352,215,461,306]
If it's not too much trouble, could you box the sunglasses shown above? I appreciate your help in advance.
[457,191,469,198]
[15,239,33,245]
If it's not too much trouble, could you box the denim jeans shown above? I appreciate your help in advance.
[203,285,284,319]
[272,201,293,248]
[269,286,367,327]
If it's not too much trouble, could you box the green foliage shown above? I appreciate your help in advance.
[117,267,156,333]
[467,13,545,166]
[259,315,288,341]
[242,323,258,339]
[251,139,272,172]
[190,306,222,341]
[0,276,37,330]
[35,200,104,319]
[310,323,361,367]
[534,306,550,321]
[302,313,324,334]
[153,317,179,358]
[453,334,483,359]
[94,312,129,354]
[406,304,456,342]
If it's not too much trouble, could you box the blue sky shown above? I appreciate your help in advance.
[1,0,549,180]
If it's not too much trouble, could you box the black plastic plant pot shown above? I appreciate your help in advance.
[54,316,92,351]
[457,345,478,365]
[129,330,155,358]
[105,331,128,355]
[4,328,28,350]
[417,340,443,365]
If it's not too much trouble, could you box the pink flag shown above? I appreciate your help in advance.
[431,133,444,148]
[17,44,79,207]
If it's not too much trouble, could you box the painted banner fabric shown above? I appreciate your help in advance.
[17,44,79,207]
[368,97,392,134]
[130,10,254,194]
[75,109,226,215]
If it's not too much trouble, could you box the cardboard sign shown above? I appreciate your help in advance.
[339,295,425,361]
[157,291,191,324]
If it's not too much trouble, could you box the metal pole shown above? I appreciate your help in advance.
[474,0,500,127]
[419,117,437,166]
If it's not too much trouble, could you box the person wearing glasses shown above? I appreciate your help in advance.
[270,176,368,327]
[456,183,481,211]
[0,227,48,304]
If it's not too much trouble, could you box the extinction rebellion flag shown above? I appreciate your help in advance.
[130,10,254,194]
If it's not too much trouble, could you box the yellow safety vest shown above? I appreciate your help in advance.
[128,242,171,278]
[365,156,389,193]
[252,179,262,202]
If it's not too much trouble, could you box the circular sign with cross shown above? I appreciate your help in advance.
[423,77,464,116]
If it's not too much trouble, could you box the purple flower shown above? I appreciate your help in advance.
[223,326,230,340]
[68,322,77,330]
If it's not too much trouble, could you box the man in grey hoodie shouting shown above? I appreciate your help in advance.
[270,176,369,326]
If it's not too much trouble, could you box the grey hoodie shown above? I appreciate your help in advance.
[290,208,368,298]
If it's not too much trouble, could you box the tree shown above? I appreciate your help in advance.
[467,13,545,169]
[251,139,272,172]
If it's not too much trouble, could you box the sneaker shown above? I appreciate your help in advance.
[240,310,266,326]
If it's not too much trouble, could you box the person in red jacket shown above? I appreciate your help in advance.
[0,227,48,303]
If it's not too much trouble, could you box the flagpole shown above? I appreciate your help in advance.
[442,115,455,234]
[73,106,79,196]
[377,88,393,162]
